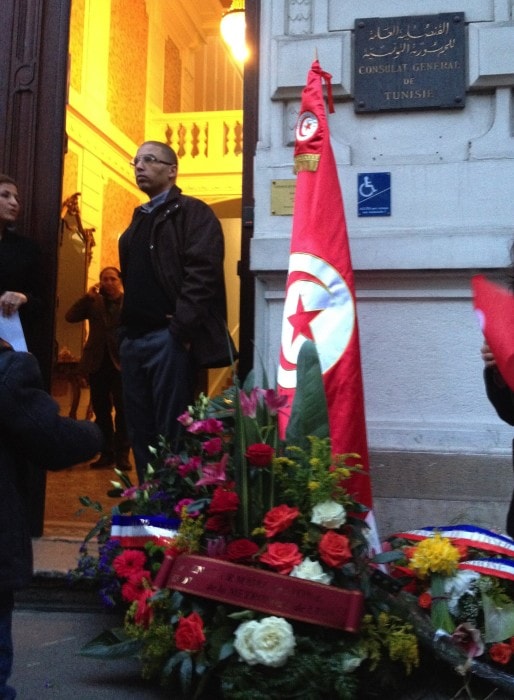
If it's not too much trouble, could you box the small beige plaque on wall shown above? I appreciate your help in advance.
[271,179,296,215]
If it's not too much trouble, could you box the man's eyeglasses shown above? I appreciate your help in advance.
[129,154,174,167]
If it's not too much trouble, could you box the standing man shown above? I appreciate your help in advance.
[65,266,131,471]
[119,141,235,482]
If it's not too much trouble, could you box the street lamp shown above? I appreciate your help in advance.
[220,0,248,63]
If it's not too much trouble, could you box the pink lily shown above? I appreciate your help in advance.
[261,388,288,416]
[196,453,229,487]
[239,388,260,418]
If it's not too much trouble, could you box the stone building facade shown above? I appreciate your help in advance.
[250,0,514,535]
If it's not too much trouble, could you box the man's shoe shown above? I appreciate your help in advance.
[90,454,115,469]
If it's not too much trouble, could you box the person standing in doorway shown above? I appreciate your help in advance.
[65,266,131,471]
[0,174,42,353]
[118,141,235,482]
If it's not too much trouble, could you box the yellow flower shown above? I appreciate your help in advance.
[251,526,266,537]
[409,533,460,578]
[388,630,419,674]
[308,481,320,490]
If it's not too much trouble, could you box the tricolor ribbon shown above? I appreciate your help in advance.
[110,514,180,547]
[393,524,514,558]
[459,559,514,582]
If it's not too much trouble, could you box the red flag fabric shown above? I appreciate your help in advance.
[277,60,373,513]
[472,274,514,391]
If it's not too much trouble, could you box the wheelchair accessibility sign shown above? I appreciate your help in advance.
[358,172,391,217]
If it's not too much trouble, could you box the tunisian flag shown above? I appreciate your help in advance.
[472,274,514,391]
[277,60,373,514]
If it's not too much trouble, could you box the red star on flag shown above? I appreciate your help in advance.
[288,295,323,343]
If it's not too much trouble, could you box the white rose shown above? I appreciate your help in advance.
[442,570,481,615]
[233,620,261,665]
[290,557,333,585]
[311,500,346,529]
[234,616,296,668]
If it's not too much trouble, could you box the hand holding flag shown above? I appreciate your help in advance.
[472,274,514,391]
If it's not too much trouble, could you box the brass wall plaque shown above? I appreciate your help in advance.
[354,13,466,112]
[271,179,296,216]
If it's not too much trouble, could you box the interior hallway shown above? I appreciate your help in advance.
[45,377,127,539]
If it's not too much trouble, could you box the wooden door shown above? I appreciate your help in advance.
[0,0,71,535]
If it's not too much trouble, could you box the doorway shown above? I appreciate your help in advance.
[44,0,244,537]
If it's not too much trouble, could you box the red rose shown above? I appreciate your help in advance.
[205,513,232,534]
[259,542,303,574]
[226,538,260,562]
[318,531,352,568]
[245,443,275,467]
[263,504,300,538]
[175,612,206,652]
[490,642,513,665]
[208,486,240,514]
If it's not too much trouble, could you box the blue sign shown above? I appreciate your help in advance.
[358,172,391,217]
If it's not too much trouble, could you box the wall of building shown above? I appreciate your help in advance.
[252,0,514,536]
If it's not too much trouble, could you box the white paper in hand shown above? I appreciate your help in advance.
[0,311,27,351]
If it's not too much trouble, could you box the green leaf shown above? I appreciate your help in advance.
[78,495,103,512]
[82,514,112,543]
[80,629,142,659]
[227,609,255,621]
[163,650,189,675]
[242,369,255,392]
[218,640,235,661]
[372,550,406,564]
[180,654,193,694]
[286,341,329,448]
[483,591,514,643]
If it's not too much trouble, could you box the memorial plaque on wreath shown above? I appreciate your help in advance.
[354,13,466,113]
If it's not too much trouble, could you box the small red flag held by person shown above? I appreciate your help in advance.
[277,60,375,529]
[472,274,514,391]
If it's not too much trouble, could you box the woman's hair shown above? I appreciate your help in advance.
[99,266,121,280]
[0,174,17,187]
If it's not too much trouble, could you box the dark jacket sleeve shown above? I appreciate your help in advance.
[168,199,226,338]
[0,350,103,468]
[65,294,93,323]
[484,366,514,426]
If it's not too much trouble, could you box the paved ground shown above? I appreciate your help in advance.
[10,608,174,699]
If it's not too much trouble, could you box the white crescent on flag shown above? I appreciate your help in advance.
[296,111,319,141]
[278,252,355,389]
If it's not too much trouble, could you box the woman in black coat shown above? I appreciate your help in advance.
[0,343,102,699]
[0,173,42,354]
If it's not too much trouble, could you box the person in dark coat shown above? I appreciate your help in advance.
[0,341,102,699]
[65,267,130,471]
[481,242,514,538]
[118,141,235,482]
[0,174,42,355]
[482,341,514,537]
